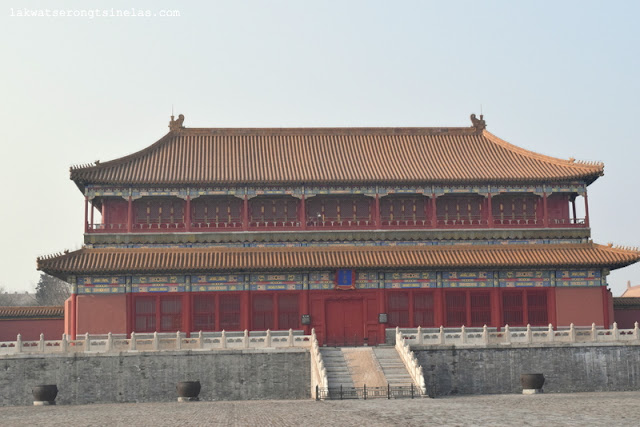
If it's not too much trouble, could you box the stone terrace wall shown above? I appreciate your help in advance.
[0,349,309,406]
[415,345,640,396]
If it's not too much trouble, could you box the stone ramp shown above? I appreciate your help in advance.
[319,347,354,388]
[341,347,387,387]
[372,346,414,387]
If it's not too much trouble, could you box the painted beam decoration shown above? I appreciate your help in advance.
[191,274,245,292]
[309,272,334,290]
[132,275,187,293]
[384,272,437,289]
[499,271,552,287]
[250,274,302,291]
[77,276,126,294]
[442,271,494,288]
[355,271,379,289]
[555,270,602,287]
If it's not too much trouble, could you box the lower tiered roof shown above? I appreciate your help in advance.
[37,243,640,277]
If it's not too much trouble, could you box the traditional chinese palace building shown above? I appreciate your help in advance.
[37,114,640,345]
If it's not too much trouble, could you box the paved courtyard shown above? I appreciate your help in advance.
[1,391,639,426]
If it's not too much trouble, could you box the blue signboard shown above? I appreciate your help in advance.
[335,270,355,289]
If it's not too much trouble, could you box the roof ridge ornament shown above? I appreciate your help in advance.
[470,113,486,133]
[169,114,185,132]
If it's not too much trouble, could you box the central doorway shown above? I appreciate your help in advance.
[325,299,364,346]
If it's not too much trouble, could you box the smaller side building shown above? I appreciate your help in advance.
[613,297,640,329]
[0,306,64,341]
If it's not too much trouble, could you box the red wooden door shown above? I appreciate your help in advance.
[325,299,364,346]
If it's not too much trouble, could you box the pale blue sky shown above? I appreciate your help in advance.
[1,1,639,295]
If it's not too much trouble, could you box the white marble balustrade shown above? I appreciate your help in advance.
[396,322,640,348]
[0,329,311,356]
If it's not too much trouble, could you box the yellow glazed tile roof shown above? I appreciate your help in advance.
[37,243,638,276]
[70,122,603,187]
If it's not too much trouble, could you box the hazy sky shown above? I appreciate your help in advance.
[2,1,639,296]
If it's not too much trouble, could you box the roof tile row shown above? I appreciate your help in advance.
[70,127,603,186]
[37,243,639,276]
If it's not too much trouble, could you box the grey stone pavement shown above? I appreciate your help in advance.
[1,391,640,426]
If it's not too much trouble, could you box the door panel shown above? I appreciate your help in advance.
[326,299,364,346]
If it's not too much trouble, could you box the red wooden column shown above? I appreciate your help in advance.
[378,288,386,343]
[184,294,193,337]
[242,291,251,330]
[465,290,472,327]
[487,193,494,227]
[70,293,77,340]
[84,196,89,233]
[548,287,557,329]
[408,291,415,328]
[185,196,192,232]
[571,198,577,224]
[542,192,549,227]
[522,290,530,326]
[490,287,501,328]
[126,292,133,337]
[374,194,381,228]
[242,195,249,231]
[90,201,95,230]
[302,288,310,334]
[584,192,590,227]
[430,193,437,228]
[273,294,280,330]
[101,200,107,225]
[434,288,445,327]
[127,196,133,233]
[300,194,307,230]
[602,286,610,328]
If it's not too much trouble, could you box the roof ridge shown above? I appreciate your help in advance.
[482,130,604,173]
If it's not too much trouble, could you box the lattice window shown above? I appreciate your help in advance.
[193,295,215,331]
[503,292,524,326]
[388,292,409,327]
[381,196,427,222]
[437,196,483,221]
[192,196,242,224]
[219,294,241,330]
[160,296,182,332]
[252,294,274,330]
[134,198,184,224]
[527,291,548,326]
[445,292,466,327]
[493,195,539,220]
[413,292,435,327]
[470,292,491,327]
[134,297,156,332]
[278,294,299,330]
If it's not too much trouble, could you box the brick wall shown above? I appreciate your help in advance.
[0,349,309,406]
[415,345,640,396]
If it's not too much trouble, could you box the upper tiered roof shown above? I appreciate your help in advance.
[70,115,604,189]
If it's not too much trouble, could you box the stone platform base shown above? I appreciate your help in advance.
[522,389,543,395]
[33,401,56,406]
[177,397,199,403]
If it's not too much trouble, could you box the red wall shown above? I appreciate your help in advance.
[555,287,605,327]
[76,294,127,335]
[0,319,64,341]
[614,309,640,329]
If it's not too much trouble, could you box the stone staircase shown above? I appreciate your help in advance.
[319,347,354,388]
[373,346,415,387]
[319,346,415,389]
